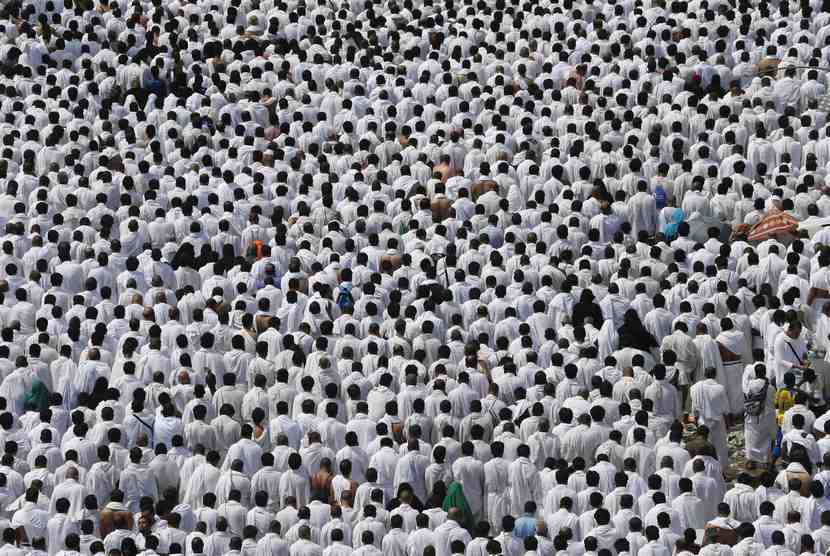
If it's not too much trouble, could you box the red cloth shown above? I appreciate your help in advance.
[747,209,798,241]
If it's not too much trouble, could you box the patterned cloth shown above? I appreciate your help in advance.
[747,209,799,241]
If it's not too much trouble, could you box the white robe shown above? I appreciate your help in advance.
[392,451,429,503]
[84,462,116,508]
[215,470,252,507]
[257,533,290,556]
[279,469,310,507]
[380,528,408,556]
[183,463,221,509]
[150,453,181,495]
[774,333,807,386]
[11,502,48,544]
[562,424,599,464]
[732,538,765,556]
[628,192,658,237]
[153,415,184,449]
[450,456,484,518]
[223,439,264,477]
[717,329,748,414]
[690,379,729,465]
[693,335,724,388]
[547,508,580,540]
[671,492,707,530]
[597,319,619,361]
[662,331,700,386]
[251,467,283,512]
[432,519,471,556]
[119,463,159,513]
[645,380,680,421]
[508,456,541,517]
[46,514,78,556]
[724,483,760,524]
[483,457,511,534]
[743,378,776,464]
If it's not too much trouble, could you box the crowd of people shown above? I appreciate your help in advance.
[2,0,830,554]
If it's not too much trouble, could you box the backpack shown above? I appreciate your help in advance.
[336,283,355,312]
[744,380,769,417]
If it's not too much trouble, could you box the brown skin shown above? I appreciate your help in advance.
[431,196,451,223]
[99,508,134,537]
[138,512,154,533]
[311,467,334,504]
[471,180,498,201]
[14,527,27,546]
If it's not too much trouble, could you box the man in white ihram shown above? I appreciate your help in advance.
[433,508,472,556]
[48,467,87,521]
[774,320,808,387]
[690,367,730,466]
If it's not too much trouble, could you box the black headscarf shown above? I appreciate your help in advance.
[386,482,424,512]
[170,242,196,270]
[617,309,658,351]
[572,289,603,326]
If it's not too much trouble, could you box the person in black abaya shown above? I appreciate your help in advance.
[571,289,603,327]
[617,309,659,352]
[386,483,424,512]
[171,242,196,270]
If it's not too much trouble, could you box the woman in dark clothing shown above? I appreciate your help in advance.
[571,289,603,327]
[425,480,448,509]
[219,244,236,273]
[171,242,196,270]
[386,483,424,512]
[617,309,659,351]
[88,377,110,409]
[197,243,216,270]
